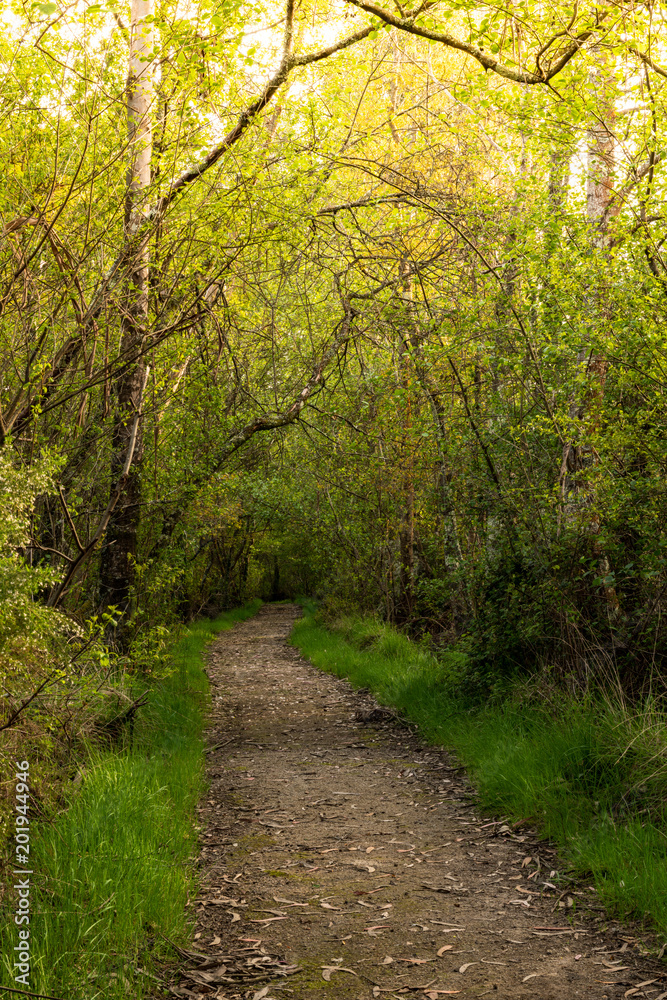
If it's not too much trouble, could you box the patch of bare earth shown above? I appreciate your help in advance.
[171,605,666,1000]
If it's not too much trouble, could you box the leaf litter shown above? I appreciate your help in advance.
[183,605,667,1000]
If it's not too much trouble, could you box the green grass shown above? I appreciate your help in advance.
[291,605,667,944]
[1,598,262,999]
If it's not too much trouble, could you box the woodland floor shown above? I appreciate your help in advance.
[168,604,666,1000]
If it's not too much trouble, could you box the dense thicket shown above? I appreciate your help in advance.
[2,0,667,743]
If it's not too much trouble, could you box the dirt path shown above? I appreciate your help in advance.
[174,605,664,1000]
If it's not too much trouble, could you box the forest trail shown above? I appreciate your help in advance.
[174,605,664,1000]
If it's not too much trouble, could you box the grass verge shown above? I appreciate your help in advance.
[291,604,667,944]
[1,599,261,999]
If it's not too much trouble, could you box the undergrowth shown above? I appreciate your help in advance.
[1,599,261,999]
[291,602,667,944]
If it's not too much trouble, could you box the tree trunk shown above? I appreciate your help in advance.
[99,0,153,616]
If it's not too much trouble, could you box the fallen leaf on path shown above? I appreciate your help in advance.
[382,956,394,965]
[248,916,288,925]
[357,900,374,907]
[367,846,376,853]
[437,946,453,956]
[531,926,587,936]
[187,965,230,985]
[398,958,433,965]
[252,989,271,1000]
[458,963,477,973]
[625,981,660,997]
[273,896,308,907]
[321,966,358,982]
[521,856,532,867]
[522,973,557,982]
[229,911,241,922]
[320,902,341,910]
[424,992,461,998]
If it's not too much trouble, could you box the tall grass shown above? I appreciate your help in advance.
[291,606,667,943]
[1,599,261,999]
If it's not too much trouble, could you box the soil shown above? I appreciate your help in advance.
[171,604,666,1000]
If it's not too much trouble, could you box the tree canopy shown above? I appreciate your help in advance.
[1,0,667,701]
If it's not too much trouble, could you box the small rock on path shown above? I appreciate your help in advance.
[181,604,663,1000]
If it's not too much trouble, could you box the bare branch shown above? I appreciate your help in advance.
[630,47,667,80]
[344,0,595,83]
[153,21,374,217]
[212,299,356,470]
[601,152,667,226]
[315,193,408,215]
[58,487,85,553]
[0,673,57,732]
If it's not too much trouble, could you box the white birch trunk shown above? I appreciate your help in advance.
[99,0,154,616]
[126,0,154,239]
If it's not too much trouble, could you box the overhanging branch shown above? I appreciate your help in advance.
[344,0,596,83]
